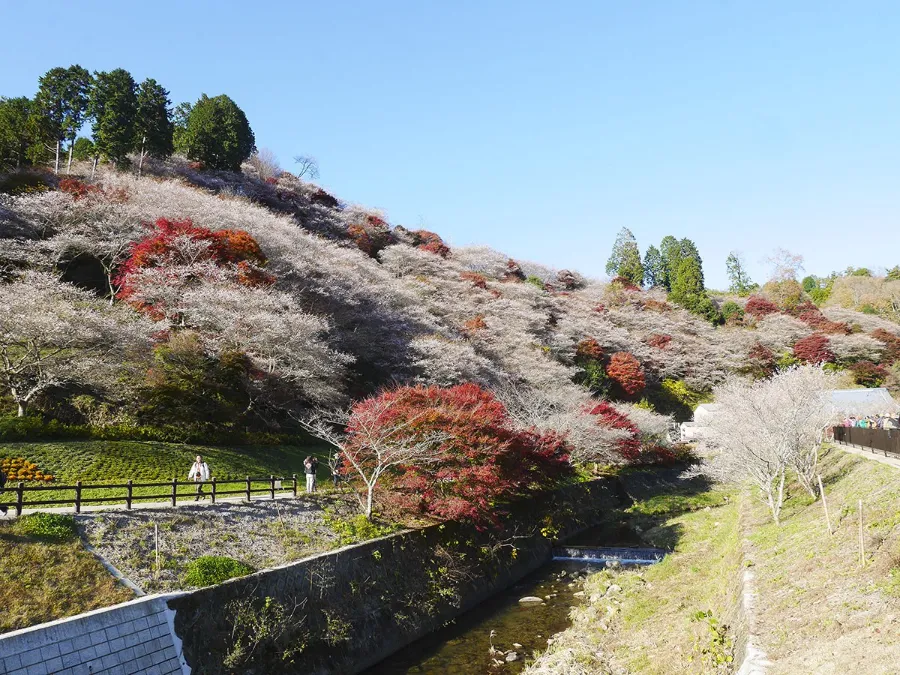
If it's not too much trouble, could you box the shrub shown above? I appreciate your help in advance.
[744,295,779,319]
[310,188,340,208]
[323,513,398,546]
[504,259,526,281]
[58,178,101,201]
[849,361,888,387]
[463,314,487,332]
[660,379,712,409]
[556,269,581,290]
[793,333,835,364]
[0,457,54,483]
[346,214,396,257]
[606,352,646,396]
[575,337,604,361]
[720,301,744,324]
[15,513,77,540]
[525,275,545,290]
[0,171,53,195]
[742,343,777,379]
[642,299,670,312]
[409,230,450,257]
[610,275,641,291]
[646,333,672,349]
[459,271,488,289]
[183,555,254,587]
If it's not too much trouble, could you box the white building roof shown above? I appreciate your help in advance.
[830,388,898,413]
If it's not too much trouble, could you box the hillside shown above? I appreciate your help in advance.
[1,161,898,468]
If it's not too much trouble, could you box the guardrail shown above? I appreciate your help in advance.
[833,426,900,458]
[4,474,299,517]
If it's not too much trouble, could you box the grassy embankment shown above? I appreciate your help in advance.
[0,513,133,633]
[528,447,900,674]
[525,482,741,674]
[0,439,331,509]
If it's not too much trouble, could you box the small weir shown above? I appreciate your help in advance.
[367,537,667,674]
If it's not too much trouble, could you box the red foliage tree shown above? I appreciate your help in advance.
[575,337,604,361]
[642,299,671,312]
[744,295,779,320]
[411,229,451,258]
[463,314,487,332]
[849,361,888,388]
[605,352,646,396]
[610,275,641,291]
[587,401,641,461]
[460,271,488,289]
[743,343,777,379]
[345,384,573,525]
[310,188,340,208]
[347,215,396,257]
[871,329,900,365]
[115,218,272,308]
[646,333,672,349]
[504,259,526,281]
[792,333,835,364]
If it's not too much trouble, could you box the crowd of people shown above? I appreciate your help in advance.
[840,415,900,430]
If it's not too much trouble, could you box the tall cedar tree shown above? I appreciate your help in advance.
[33,65,93,174]
[178,94,255,171]
[90,69,138,164]
[726,251,756,296]
[643,245,664,288]
[134,78,174,176]
[605,227,643,287]
[0,97,36,170]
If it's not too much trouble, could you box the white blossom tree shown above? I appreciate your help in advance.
[0,273,151,416]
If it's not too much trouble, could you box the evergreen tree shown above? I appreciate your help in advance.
[90,68,138,164]
[605,227,643,287]
[0,97,36,170]
[669,255,719,323]
[658,235,681,290]
[33,65,93,174]
[887,266,900,281]
[642,245,664,287]
[726,251,756,295]
[71,137,96,161]
[134,78,174,176]
[178,94,255,171]
[172,101,193,153]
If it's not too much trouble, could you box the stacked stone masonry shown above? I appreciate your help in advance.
[0,596,187,675]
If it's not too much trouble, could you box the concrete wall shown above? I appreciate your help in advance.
[0,595,188,675]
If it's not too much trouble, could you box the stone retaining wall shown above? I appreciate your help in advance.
[0,595,188,675]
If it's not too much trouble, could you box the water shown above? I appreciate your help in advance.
[367,518,655,675]
[366,561,597,675]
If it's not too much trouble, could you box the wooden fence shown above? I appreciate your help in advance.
[833,426,900,458]
[3,475,299,517]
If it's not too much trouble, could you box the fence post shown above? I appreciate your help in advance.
[75,480,82,514]
[270,475,276,500]
[211,477,217,504]
[171,478,177,507]
[126,479,133,510]
[292,474,297,498]
[246,476,251,502]
[15,482,23,517]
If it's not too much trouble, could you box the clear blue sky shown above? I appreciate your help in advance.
[2,1,898,288]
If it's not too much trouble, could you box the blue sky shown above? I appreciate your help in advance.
[2,1,898,288]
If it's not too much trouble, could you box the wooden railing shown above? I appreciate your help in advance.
[4,474,299,517]
[833,427,900,458]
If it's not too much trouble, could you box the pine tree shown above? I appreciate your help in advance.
[0,97,36,170]
[658,235,681,290]
[643,245,664,288]
[605,227,643,287]
[134,78,174,176]
[726,251,756,296]
[33,65,93,174]
[90,69,138,165]
[178,94,255,171]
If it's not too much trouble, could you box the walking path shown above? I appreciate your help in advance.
[831,440,900,470]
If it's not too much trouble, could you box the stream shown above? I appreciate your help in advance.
[366,519,651,675]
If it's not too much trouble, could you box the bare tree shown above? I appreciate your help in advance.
[765,248,805,282]
[247,148,282,181]
[293,155,320,180]
[296,401,448,519]
[703,366,841,523]
[0,273,150,417]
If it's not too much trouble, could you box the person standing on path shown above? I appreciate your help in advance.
[304,456,319,493]
[188,455,210,501]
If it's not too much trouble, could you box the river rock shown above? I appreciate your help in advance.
[506,652,519,662]
[519,596,544,603]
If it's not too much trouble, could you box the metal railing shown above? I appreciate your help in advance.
[833,427,900,458]
[3,474,299,517]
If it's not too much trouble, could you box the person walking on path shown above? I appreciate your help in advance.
[331,452,342,488]
[189,455,211,501]
[304,456,319,493]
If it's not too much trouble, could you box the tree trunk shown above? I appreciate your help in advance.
[107,273,116,306]
[365,485,375,520]
[54,140,60,174]
[66,141,74,175]
[138,136,146,178]
[17,401,26,417]
[91,157,98,181]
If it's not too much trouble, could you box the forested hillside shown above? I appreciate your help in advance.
[1,64,898,469]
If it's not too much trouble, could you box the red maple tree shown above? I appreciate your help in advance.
[792,333,835,364]
[587,401,641,461]
[744,295,779,319]
[605,351,646,396]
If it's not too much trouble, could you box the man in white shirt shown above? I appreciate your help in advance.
[188,455,211,501]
